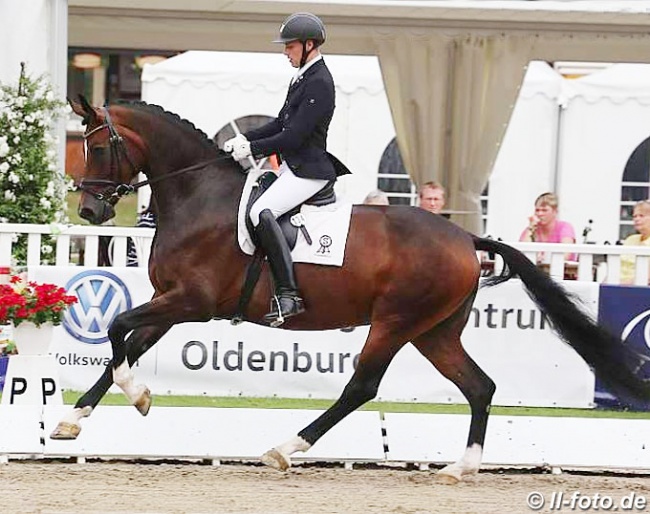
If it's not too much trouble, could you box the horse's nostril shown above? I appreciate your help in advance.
[78,207,94,222]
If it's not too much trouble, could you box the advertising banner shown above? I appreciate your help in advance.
[32,267,597,407]
[596,284,650,409]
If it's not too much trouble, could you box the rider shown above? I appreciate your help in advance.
[224,12,340,327]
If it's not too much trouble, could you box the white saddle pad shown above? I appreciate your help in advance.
[237,169,352,267]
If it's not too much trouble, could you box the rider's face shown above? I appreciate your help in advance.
[284,40,313,68]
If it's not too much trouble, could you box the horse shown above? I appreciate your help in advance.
[52,96,650,483]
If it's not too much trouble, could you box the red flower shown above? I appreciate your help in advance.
[0,276,78,327]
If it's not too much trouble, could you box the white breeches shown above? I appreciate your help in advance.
[249,163,328,227]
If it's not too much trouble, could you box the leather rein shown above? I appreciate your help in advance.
[78,107,232,205]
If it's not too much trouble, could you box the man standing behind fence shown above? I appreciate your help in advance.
[127,204,157,267]
[418,181,446,214]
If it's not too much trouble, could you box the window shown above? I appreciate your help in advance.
[214,115,276,172]
[620,137,650,240]
[377,138,417,206]
[377,138,489,231]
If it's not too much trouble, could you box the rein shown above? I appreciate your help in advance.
[78,106,235,204]
[79,156,231,203]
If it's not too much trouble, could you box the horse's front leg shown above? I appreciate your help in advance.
[50,324,169,439]
[109,315,154,416]
[104,293,212,414]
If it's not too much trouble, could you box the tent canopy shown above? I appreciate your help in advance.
[143,50,385,95]
[564,64,650,105]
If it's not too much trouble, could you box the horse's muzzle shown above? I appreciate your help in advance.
[78,194,116,225]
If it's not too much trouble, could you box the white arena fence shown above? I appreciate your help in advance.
[1,405,650,471]
[2,223,650,284]
[0,223,155,268]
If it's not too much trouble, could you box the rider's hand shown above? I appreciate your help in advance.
[231,139,252,161]
[223,134,247,153]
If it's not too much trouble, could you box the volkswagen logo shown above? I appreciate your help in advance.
[621,308,650,351]
[63,270,132,344]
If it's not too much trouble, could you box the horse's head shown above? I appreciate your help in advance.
[70,96,146,225]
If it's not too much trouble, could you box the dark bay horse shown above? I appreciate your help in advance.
[52,96,650,482]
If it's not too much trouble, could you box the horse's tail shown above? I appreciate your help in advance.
[473,235,650,410]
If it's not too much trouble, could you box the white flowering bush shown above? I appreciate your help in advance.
[0,63,70,264]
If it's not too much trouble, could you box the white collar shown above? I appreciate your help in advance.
[291,54,323,85]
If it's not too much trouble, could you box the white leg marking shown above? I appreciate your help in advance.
[438,443,483,482]
[112,361,142,403]
[275,435,311,457]
[60,406,93,425]
[261,436,311,471]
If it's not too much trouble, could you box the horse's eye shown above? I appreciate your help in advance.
[91,146,107,159]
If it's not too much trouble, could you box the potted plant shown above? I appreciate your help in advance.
[0,275,77,355]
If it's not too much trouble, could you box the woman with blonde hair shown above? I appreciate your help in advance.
[621,200,650,284]
[519,193,575,244]
[519,192,576,264]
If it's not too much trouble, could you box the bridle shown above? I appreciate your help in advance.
[78,107,231,205]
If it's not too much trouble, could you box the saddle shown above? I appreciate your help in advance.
[233,172,336,325]
[244,171,336,250]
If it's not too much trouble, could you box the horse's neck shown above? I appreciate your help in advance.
[148,154,245,227]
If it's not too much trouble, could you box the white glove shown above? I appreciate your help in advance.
[231,139,252,161]
[223,133,247,153]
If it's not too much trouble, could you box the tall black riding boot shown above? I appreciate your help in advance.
[256,209,305,327]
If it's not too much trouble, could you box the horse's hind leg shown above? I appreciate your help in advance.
[412,300,495,483]
[50,324,169,439]
[261,324,404,471]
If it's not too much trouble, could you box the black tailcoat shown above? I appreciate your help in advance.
[245,58,349,180]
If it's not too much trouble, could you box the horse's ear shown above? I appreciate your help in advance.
[69,95,98,126]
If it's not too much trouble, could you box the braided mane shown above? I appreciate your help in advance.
[115,100,218,152]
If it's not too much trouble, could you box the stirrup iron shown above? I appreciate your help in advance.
[269,295,285,328]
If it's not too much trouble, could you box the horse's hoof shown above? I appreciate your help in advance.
[49,421,81,440]
[436,471,462,485]
[134,386,151,416]
[261,448,290,471]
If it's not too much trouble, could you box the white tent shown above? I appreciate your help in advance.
[140,50,395,211]
[486,61,564,240]
[558,64,650,243]
[487,62,650,244]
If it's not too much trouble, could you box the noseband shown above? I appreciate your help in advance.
[78,107,230,205]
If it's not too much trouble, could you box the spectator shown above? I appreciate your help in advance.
[127,202,157,267]
[519,192,576,263]
[363,189,390,206]
[621,200,650,285]
[418,181,446,214]
[98,218,115,267]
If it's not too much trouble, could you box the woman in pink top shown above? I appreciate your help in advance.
[519,192,576,262]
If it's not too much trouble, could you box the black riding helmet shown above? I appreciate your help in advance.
[273,12,326,68]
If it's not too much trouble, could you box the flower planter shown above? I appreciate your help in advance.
[12,322,54,356]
